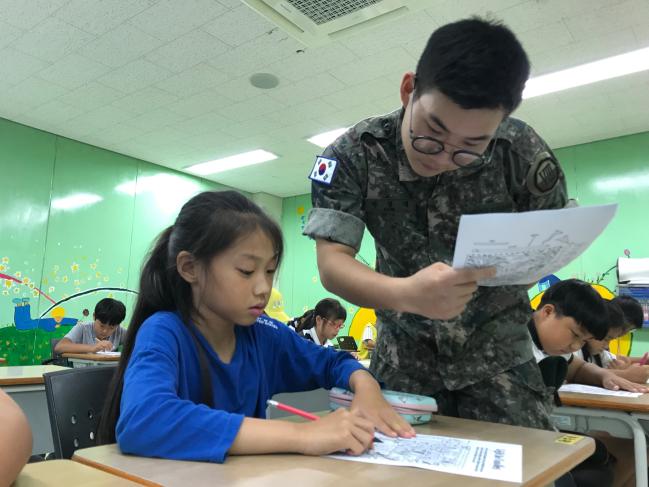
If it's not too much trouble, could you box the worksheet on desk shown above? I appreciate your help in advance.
[559,383,643,397]
[328,433,522,483]
[452,204,617,286]
[96,351,121,356]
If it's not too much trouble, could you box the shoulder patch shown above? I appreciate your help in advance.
[526,152,561,196]
[308,156,338,185]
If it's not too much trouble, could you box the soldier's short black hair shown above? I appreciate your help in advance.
[94,298,126,326]
[613,295,645,330]
[538,279,608,340]
[415,17,529,113]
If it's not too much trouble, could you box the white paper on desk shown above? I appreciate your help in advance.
[328,433,522,483]
[96,351,121,356]
[452,204,617,286]
[559,383,642,397]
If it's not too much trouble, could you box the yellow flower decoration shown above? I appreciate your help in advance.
[1,257,9,264]
[95,271,101,278]
[71,263,79,272]
[15,271,21,278]
[22,277,29,284]
[62,276,69,283]
[90,263,97,270]
[32,290,39,297]
[0,264,5,271]
[4,280,12,288]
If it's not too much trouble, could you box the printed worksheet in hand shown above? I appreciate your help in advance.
[328,433,522,483]
[452,204,617,286]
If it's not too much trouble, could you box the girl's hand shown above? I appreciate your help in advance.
[297,408,374,456]
[608,355,632,370]
[602,372,649,393]
[348,370,416,439]
[621,365,649,384]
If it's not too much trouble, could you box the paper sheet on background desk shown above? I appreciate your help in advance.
[96,351,121,356]
[559,383,642,397]
[452,204,617,286]
[328,433,522,483]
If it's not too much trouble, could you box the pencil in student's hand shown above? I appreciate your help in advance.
[266,399,383,443]
[266,399,320,421]
[639,352,649,366]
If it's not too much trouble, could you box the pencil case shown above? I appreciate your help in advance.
[328,387,437,425]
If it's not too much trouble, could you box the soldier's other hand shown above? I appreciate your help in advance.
[401,263,496,320]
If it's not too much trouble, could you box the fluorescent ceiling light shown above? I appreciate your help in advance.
[524,46,649,99]
[185,149,278,176]
[593,173,649,192]
[51,193,102,210]
[307,128,348,148]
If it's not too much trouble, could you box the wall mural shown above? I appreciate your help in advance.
[1,255,136,365]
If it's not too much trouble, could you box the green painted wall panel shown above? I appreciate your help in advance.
[0,117,234,364]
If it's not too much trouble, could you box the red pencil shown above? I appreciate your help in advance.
[266,399,320,421]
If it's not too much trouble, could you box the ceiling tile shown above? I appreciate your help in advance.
[154,63,229,96]
[0,46,50,86]
[11,17,95,62]
[54,0,158,35]
[0,0,70,30]
[165,89,234,118]
[0,20,23,50]
[145,30,229,73]
[37,53,112,89]
[127,107,187,131]
[98,59,174,94]
[58,82,125,110]
[79,23,164,68]
[202,5,274,47]
[110,87,178,115]
[128,0,227,42]
[2,77,68,108]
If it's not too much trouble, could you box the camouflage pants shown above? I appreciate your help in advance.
[371,357,554,430]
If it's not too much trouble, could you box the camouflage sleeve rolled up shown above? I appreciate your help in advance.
[500,119,568,211]
[303,133,368,253]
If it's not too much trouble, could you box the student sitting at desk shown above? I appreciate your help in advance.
[293,298,346,348]
[530,279,648,487]
[578,297,649,384]
[55,298,126,354]
[0,389,32,486]
[357,322,376,361]
[98,191,414,463]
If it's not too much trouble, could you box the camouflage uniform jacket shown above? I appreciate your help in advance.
[303,108,568,391]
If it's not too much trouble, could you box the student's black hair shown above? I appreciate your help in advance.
[295,298,346,334]
[613,295,645,330]
[538,279,609,340]
[98,190,283,443]
[93,298,126,326]
[605,299,625,331]
[414,17,530,113]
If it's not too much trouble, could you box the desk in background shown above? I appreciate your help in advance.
[0,365,69,455]
[62,352,120,368]
[73,415,594,487]
[15,459,140,486]
[555,391,649,487]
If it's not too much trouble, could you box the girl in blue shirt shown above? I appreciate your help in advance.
[99,190,414,462]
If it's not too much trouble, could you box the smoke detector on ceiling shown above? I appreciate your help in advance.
[242,0,427,47]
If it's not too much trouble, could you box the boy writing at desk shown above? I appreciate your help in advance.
[55,298,126,354]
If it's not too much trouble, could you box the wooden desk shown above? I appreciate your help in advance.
[0,365,69,455]
[62,352,120,368]
[15,459,140,486]
[73,415,594,487]
[555,392,649,487]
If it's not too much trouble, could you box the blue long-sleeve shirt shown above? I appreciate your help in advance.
[116,311,364,462]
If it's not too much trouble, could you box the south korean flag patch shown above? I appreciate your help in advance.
[308,156,338,185]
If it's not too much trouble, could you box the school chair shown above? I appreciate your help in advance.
[43,367,116,459]
[40,339,69,367]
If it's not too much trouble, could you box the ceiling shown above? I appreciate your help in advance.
[1,0,648,197]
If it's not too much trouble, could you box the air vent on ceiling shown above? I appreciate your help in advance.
[242,0,422,46]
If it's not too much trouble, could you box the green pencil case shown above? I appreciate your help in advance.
[328,387,437,425]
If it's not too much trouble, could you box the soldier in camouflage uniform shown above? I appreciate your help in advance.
[303,18,567,430]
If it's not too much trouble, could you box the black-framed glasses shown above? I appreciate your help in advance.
[408,96,496,169]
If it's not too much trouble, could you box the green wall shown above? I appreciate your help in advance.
[279,130,649,352]
[0,117,235,364]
